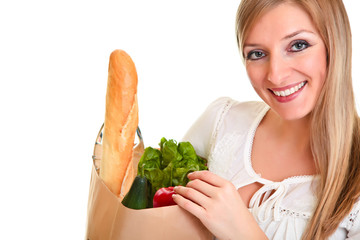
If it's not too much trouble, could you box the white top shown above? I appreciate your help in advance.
[182,97,360,240]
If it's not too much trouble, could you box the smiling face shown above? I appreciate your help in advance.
[243,2,327,121]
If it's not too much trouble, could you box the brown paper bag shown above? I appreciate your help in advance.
[85,125,213,240]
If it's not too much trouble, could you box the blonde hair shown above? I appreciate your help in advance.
[236,0,360,239]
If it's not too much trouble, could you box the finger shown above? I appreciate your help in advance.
[174,185,209,208]
[186,178,216,198]
[172,193,206,220]
[187,170,227,187]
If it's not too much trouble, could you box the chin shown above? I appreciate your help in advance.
[273,106,312,122]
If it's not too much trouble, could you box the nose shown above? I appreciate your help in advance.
[267,53,291,84]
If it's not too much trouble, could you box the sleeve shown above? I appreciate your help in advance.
[346,200,360,239]
[182,97,234,159]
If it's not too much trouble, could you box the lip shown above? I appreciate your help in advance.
[269,81,307,103]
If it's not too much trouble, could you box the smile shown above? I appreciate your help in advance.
[271,81,307,97]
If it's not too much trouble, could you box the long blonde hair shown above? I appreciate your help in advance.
[236,0,360,239]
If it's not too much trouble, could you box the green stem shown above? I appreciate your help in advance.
[140,164,145,178]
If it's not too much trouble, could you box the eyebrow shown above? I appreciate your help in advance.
[243,29,316,48]
[282,29,315,40]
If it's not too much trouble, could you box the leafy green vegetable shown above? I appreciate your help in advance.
[138,137,207,199]
[160,138,182,169]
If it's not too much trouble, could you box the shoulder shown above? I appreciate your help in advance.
[182,97,267,158]
[212,97,269,135]
[207,97,268,120]
[203,97,269,134]
[225,98,269,123]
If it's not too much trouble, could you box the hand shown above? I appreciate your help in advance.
[172,171,267,240]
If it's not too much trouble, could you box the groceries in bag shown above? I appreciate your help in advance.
[122,137,208,209]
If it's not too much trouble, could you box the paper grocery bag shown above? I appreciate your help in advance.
[85,125,213,240]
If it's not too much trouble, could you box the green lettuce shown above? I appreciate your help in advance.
[138,137,207,198]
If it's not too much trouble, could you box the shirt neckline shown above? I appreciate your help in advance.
[243,103,316,185]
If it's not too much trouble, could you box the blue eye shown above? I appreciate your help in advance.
[290,40,310,52]
[246,50,266,60]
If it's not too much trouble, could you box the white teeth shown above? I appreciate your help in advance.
[272,81,306,97]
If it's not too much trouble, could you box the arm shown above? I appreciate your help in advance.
[173,171,268,240]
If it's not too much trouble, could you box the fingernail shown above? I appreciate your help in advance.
[187,172,194,178]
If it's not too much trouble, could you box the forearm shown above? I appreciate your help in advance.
[225,208,268,240]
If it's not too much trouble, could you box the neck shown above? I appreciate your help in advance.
[266,109,311,151]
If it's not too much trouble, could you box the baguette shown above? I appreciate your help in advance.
[100,49,139,197]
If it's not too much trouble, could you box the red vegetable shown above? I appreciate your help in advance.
[153,187,177,208]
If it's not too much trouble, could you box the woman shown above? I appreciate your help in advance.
[172,0,360,239]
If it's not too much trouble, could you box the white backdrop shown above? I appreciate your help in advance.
[0,1,359,239]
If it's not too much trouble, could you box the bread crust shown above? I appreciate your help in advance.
[100,50,139,197]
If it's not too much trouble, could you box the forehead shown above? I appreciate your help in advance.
[245,3,317,43]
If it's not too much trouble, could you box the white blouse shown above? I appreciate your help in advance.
[182,97,360,239]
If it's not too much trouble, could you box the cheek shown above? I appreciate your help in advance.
[246,64,266,88]
[299,48,327,86]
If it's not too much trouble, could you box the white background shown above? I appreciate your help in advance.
[0,1,359,239]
